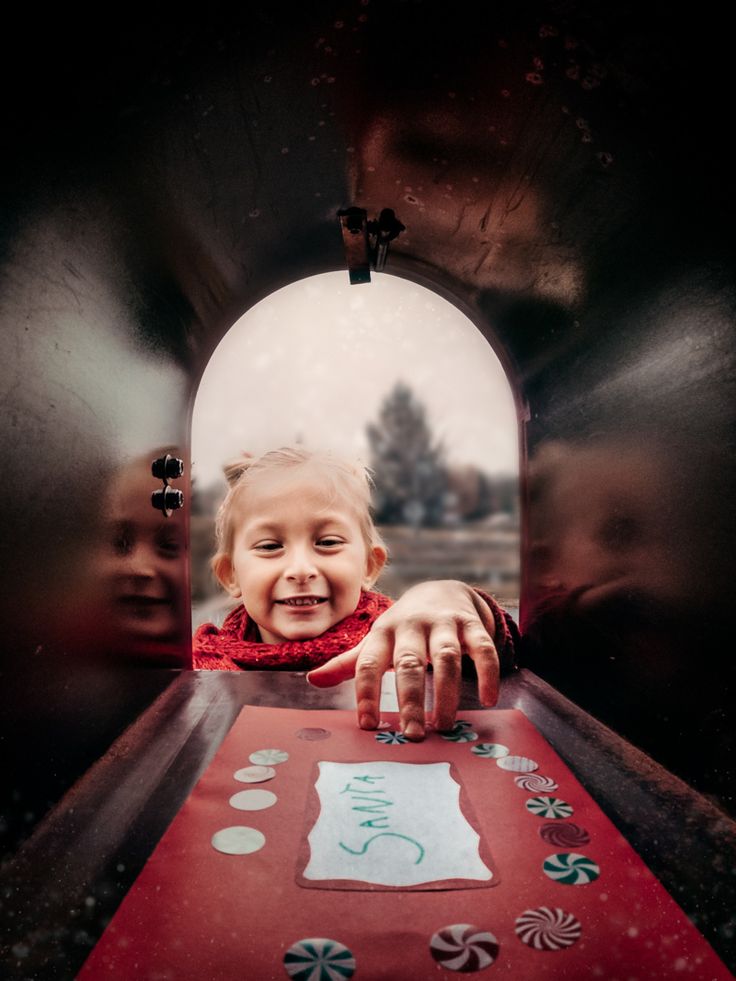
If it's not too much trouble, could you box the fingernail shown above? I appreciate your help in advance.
[360,713,377,730]
[403,720,425,741]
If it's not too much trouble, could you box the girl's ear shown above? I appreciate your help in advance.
[212,553,242,598]
[363,544,388,588]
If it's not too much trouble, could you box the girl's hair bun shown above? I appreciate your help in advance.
[222,452,254,487]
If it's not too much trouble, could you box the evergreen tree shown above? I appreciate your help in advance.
[366,382,447,526]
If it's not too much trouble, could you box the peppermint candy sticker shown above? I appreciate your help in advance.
[375,730,408,745]
[496,755,538,773]
[539,822,590,848]
[514,773,558,793]
[283,937,355,980]
[543,852,600,885]
[471,743,509,759]
[515,907,582,951]
[525,796,574,819]
[441,727,479,743]
[429,923,500,972]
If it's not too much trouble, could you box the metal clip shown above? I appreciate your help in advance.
[367,209,406,272]
[338,207,406,284]
[337,207,371,285]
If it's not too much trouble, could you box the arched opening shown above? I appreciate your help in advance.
[190,271,521,634]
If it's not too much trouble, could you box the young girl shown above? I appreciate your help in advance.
[193,447,517,737]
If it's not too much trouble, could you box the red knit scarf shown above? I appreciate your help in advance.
[193,590,393,671]
[193,588,517,673]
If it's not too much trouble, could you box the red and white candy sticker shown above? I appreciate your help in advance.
[515,906,582,951]
[429,923,500,971]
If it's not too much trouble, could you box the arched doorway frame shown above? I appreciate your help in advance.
[185,255,530,654]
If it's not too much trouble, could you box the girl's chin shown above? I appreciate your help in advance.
[279,623,330,641]
[259,618,333,644]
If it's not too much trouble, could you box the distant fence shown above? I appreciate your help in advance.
[375,523,519,606]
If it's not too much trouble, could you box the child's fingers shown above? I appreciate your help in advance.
[306,645,362,686]
[462,619,500,706]
[427,620,463,732]
[391,622,429,741]
[353,628,394,731]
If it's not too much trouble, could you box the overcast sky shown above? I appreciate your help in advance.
[192,272,519,488]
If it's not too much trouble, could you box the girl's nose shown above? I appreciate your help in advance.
[121,546,158,581]
[285,547,318,582]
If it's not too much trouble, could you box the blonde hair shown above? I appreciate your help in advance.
[212,446,386,581]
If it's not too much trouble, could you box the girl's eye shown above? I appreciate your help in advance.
[317,537,343,548]
[114,535,133,556]
[155,528,182,557]
[113,522,134,555]
[254,542,282,552]
[157,537,181,557]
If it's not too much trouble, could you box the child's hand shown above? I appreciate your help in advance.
[306,580,500,740]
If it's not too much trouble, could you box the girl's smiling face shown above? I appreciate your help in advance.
[214,466,386,643]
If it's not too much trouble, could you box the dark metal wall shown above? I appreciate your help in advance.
[1,0,733,854]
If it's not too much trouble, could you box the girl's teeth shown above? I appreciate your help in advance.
[287,598,320,606]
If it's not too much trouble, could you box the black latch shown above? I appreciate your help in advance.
[151,454,184,517]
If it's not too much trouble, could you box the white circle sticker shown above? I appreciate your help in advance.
[211,826,266,855]
[249,748,289,766]
[229,789,278,811]
[234,765,276,784]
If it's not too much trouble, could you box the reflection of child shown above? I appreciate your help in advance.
[65,449,187,665]
[194,448,517,736]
